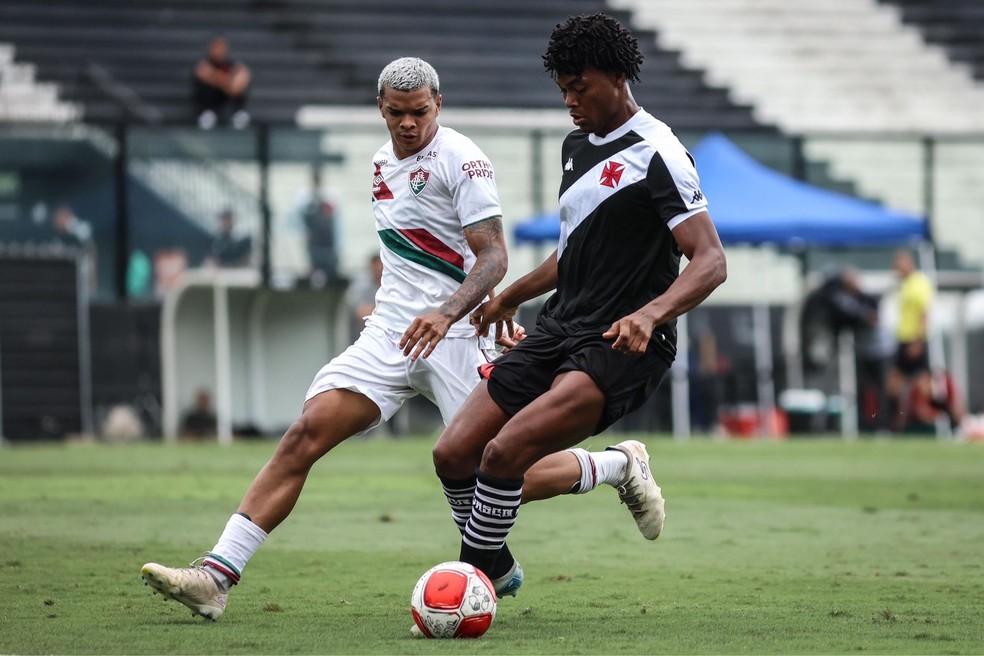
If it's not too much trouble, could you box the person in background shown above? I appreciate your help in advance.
[208,209,252,268]
[291,170,341,286]
[834,268,889,432]
[49,203,97,291]
[905,369,965,434]
[689,326,728,434]
[126,250,153,298]
[886,250,933,432]
[193,36,251,130]
[348,252,383,340]
[181,389,217,440]
[49,203,92,249]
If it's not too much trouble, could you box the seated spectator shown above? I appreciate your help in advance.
[181,388,217,440]
[207,209,252,268]
[193,36,251,129]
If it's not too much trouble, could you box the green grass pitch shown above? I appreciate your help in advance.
[1,436,983,654]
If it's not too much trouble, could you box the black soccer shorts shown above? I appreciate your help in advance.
[894,339,930,376]
[479,328,672,434]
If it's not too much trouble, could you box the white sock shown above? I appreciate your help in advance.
[203,513,268,590]
[594,448,631,487]
[566,448,598,494]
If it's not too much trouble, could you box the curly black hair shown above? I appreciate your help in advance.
[542,13,643,83]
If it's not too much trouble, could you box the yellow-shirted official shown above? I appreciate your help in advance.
[896,266,932,344]
[887,250,934,432]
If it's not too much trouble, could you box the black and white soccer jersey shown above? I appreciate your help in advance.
[536,109,708,364]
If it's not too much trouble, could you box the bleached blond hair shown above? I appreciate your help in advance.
[377,57,440,97]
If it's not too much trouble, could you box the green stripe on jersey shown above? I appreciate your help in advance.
[379,229,466,283]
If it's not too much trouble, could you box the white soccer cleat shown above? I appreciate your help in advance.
[491,558,524,598]
[141,560,228,621]
[607,440,665,540]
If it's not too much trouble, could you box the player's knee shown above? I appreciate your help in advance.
[276,416,331,469]
[432,434,474,477]
[479,438,527,478]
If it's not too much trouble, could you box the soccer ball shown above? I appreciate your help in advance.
[410,561,497,638]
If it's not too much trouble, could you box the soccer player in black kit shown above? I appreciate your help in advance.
[431,13,728,588]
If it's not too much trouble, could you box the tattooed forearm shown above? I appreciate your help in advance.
[464,216,504,244]
[438,217,508,321]
[441,252,506,317]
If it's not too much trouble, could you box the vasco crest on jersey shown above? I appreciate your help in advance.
[409,167,430,197]
[599,160,625,188]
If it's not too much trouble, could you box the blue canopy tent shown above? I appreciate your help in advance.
[513,132,933,438]
[514,132,928,247]
[690,132,929,247]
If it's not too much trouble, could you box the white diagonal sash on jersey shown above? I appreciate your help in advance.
[557,140,655,259]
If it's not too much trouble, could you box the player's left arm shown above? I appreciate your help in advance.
[400,216,508,360]
[605,211,727,354]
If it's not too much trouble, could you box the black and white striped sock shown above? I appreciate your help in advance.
[460,470,523,576]
[439,474,475,535]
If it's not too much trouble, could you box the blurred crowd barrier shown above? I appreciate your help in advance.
[1,122,982,440]
[3,122,980,303]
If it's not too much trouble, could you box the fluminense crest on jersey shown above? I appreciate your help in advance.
[409,166,430,197]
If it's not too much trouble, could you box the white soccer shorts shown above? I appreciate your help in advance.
[304,320,495,433]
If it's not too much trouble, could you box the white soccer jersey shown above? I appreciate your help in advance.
[369,125,502,337]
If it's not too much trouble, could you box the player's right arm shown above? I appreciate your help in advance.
[471,249,559,338]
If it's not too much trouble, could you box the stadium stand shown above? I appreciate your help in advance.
[259,0,760,128]
[611,0,984,134]
[0,0,760,129]
[0,0,344,124]
[0,43,80,122]
[884,0,984,82]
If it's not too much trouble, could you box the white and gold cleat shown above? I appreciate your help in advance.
[141,560,228,621]
[607,440,665,540]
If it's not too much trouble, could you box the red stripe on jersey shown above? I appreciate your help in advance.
[398,228,465,270]
[478,362,495,380]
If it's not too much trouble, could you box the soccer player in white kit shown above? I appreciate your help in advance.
[140,57,660,621]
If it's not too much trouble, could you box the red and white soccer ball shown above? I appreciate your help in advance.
[410,561,497,639]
